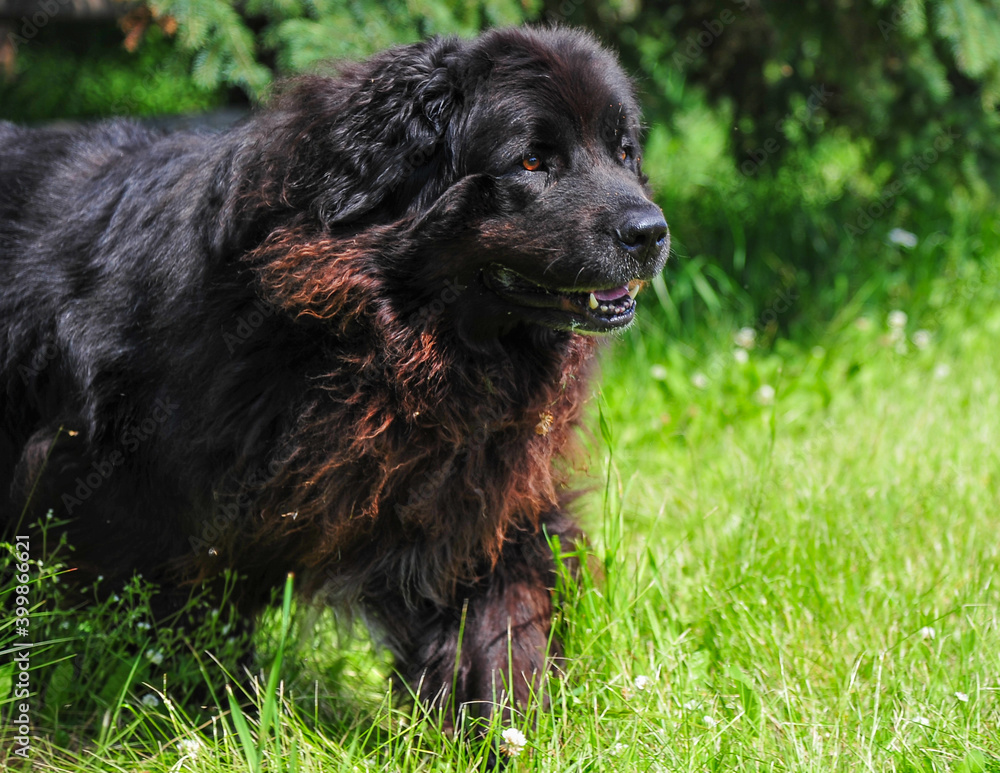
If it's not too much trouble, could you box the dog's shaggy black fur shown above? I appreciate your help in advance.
[0,26,667,722]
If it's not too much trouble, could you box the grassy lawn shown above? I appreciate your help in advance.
[3,256,1000,771]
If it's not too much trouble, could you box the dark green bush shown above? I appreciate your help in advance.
[594,0,1000,334]
[0,23,223,121]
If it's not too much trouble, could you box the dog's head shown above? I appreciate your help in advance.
[256,27,667,340]
[446,28,669,336]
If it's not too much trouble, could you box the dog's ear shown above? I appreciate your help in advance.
[256,37,462,228]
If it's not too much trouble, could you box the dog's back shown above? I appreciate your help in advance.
[0,121,246,528]
[0,116,320,596]
[0,121,147,457]
[0,121,87,509]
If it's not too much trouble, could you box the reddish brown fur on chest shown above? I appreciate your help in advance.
[229,226,598,599]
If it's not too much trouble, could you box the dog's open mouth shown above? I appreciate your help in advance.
[483,265,641,332]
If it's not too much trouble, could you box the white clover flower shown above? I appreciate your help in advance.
[911,715,931,727]
[734,327,757,349]
[887,310,908,330]
[145,649,165,666]
[634,675,652,691]
[650,364,668,381]
[955,692,969,703]
[888,228,918,248]
[691,372,708,390]
[136,621,151,631]
[610,742,628,756]
[934,363,950,380]
[177,738,204,756]
[683,699,699,711]
[141,693,160,708]
[756,384,776,405]
[733,348,749,364]
[703,715,718,727]
[912,330,931,350]
[919,626,936,640]
[500,727,527,757]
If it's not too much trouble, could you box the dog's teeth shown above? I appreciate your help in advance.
[600,304,609,312]
[627,280,641,298]
[589,292,599,310]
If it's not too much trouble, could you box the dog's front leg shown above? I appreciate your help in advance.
[379,515,580,730]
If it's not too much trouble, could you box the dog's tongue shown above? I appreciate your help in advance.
[593,286,631,302]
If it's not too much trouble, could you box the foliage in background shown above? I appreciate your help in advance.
[151,0,539,94]
[589,0,1000,336]
[0,24,222,121]
[1,0,997,335]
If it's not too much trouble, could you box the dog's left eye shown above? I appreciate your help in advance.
[522,155,543,172]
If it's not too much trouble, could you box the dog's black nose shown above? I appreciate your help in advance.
[616,208,668,259]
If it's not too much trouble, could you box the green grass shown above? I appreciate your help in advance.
[3,257,1000,771]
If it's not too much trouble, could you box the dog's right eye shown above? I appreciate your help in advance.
[522,155,543,172]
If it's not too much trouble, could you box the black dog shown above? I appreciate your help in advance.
[0,26,667,723]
